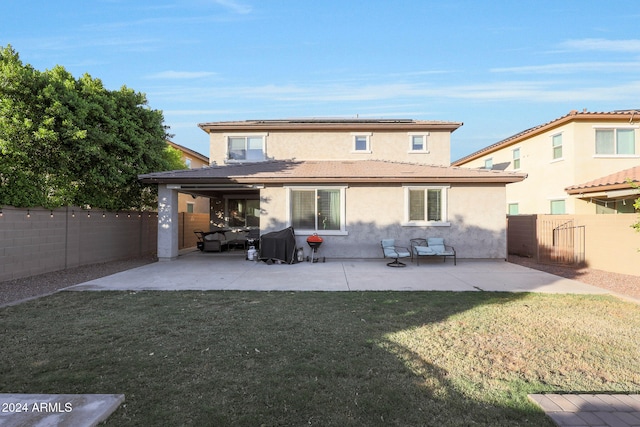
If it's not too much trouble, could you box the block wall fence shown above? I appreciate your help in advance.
[0,206,158,282]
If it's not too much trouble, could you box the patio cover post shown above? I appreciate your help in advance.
[157,184,179,260]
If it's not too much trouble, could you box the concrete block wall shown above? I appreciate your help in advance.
[0,206,158,282]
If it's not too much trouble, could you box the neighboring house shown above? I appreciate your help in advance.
[166,140,210,214]
[141,119,525,260]
[565,165,640,213]
[452,110,640,215]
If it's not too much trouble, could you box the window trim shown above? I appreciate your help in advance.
[484,158,493,170]
[350,132,372,153]
[507,202,519,216]
[512,147,521,170]
[551,133,563,161]
[224,133,268,162]
[549,198,567,215]
[402,185,450,227]
[408,132,429,153]
[285,186,348,236]
[592,126,638,157]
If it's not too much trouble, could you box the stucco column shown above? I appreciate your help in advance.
[157,184,179,261]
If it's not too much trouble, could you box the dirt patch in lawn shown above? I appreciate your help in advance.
[508,255,640,301]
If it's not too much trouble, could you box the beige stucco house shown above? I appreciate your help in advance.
[452,110,640,215]
[166,140,210,214]
[141,119,525,261]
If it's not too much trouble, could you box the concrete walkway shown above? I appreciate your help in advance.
[529,394,640,427]
[0,394,124,427]
[70,250,613,294]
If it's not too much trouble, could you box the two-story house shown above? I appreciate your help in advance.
[452,110,640,215]
[141,119,526,260]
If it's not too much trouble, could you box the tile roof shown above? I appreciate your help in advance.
[565,165,640,194]
[139,160,526,184]
[198,118,463,133]
[452,109,640,165]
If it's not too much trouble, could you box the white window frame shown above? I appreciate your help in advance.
[551,133,563,162]
[285,186,348,235]
[512,148,521,170]
[592,126,638,158]
[408,132,429,153]
[507,203,519,215]
[402,185,450,227]
[484,158,493,169]
[185,158,192,169]
[351,132,372,153]
[549,198,566,215]
[225,133,268,162]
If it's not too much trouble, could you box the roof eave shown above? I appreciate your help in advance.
[198,121,463,134]
[452,110,640,165]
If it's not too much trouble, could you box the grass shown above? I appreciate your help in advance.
[1,291,639,426]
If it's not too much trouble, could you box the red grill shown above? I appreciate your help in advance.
[306,234,325,263]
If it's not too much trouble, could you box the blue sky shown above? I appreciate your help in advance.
[3,0,640,162]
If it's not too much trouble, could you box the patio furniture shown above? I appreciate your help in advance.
[381,239,411,267]
[410,238,434,265]
[194,229,229,252]
[411,237,456,265]
[227,230,249,251]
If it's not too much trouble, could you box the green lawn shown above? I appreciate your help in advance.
[1,291,639,426]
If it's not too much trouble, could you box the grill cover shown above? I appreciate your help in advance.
[259,227,298,264]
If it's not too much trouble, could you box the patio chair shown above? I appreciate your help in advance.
[381,239,411,267]
[410,238,435,266]
[427,237,456,265]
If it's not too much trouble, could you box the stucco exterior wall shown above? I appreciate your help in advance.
[208,130,451,166]
[258,183,508,259]
[459,120,640,215]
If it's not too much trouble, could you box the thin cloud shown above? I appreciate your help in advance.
[147,71,218,79]
[491,61,640,74]
[212,0,252,14]
[149,78,640,106]
[558,38,640,53]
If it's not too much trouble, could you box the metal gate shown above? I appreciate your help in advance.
[538,219,585,265]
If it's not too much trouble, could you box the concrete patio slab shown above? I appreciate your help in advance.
[529,394,640,427]
[0,394,124,427]
[68,250,613,296]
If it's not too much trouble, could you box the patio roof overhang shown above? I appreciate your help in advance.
[139,160,527,192]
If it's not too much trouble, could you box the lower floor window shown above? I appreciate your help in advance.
[289,187,346,233]
[404,185,449,225]
[550,199,566,215]
[227,198,260,227]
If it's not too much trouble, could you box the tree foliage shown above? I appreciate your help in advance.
[0,45,185,210]
[631,180,640,233]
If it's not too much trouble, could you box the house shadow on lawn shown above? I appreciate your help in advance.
[0,290,570,426]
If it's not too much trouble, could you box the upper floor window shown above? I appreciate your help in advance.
[227,135,265,161]
[403,185,450,226]
[595,128,635,155]
[512,148,521,169]
[408,133,429,152]
[508,203,519,215]
[351,133,371,153]
[484,158,493,169]
[185,158,192,169]
[552,134,563,160]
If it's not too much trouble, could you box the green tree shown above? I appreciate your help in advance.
[0,44,185,210]
[631,181,640,233]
